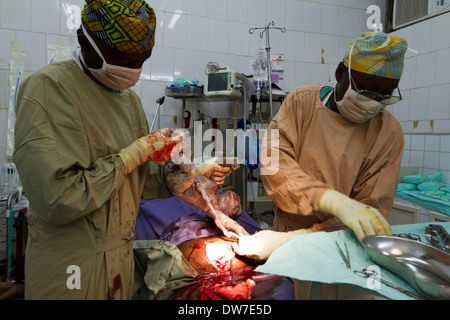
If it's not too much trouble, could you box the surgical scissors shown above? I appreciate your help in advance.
[335,241,351,269]
[354,269,425,300]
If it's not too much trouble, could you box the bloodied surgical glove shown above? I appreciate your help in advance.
[318,190,392,242]
[196,157,240,186]
[119,128,185,174]
[232,229,312,261]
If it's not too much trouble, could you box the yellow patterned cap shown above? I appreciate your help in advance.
[343,32,408,79]
[82,0,156,55]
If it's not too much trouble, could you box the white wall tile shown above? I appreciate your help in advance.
[424,151,439,169]
[409,87,428,121]
[441,136,450,152]
[322,35,339,65]
[31,0,60,34]
[228,0,248,24]
[183,0,207,17]
[295,61,312,87]
[411,135,425,150]
[163,12,187,49]
[286,30,304,62]
[321,4,338,35]
[0,0,31,31]
[154,10,164,47]
[16,31,46,72]
[303,1,321,33]
[304,33,322,63]
[415,52,436,88]
[433,120,450,133]
[0,109,8,147]
[186,16,208,51]
[337,7,355,37]
[140,80,165,116]
[150,46,174,82]
[354,8,368,33]
[162,0,184,14]
[391,88,410,121]
[208,19,229,53]
[432,12,450,52]
[174,48,197,81]
[266,0,286,26]
[217,53,239,72]
[311,63,330,86]
[411,19,432,55]
[401,150,410,166]
[0,71,8,110]
[440,152,450,171]
[248,0,267,27]
[428,84,450,120]
[286,0,303,32]
[238,55,252,75]
[435,48,450,85]
[400,57,416,90]
[425,135,440,152]
[229,22,249,56]
[0,29,15,69]
[207,0,228,21]
[410,150,424,167]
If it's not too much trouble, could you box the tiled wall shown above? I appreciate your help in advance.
[0,0,384,173]
[389,12,450,183]
[1,0,448,189]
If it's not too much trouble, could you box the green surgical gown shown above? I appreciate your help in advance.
[13,60,171,299]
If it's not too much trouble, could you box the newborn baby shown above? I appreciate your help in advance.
[165,162,249,238]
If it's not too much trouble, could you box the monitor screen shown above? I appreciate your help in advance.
[207,73,228,92]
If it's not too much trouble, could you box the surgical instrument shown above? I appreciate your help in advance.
[354,268,425,300]
[150,96,165,132]
[335,241,351,269]
[425,224,450,253]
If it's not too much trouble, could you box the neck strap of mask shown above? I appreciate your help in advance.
[81,24,107,61]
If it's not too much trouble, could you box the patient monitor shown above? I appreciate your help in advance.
[204,66,241,98]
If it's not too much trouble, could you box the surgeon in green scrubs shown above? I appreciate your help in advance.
[13,0,229,300]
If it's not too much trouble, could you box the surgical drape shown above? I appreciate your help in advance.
[261,86,404,233]
[13,60,171,299]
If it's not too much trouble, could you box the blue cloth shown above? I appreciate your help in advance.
[135,197,260,240]
[396,191,450,216]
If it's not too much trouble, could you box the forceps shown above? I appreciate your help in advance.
[335,241,351,269]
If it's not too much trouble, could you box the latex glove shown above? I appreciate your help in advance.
[232,229,312,261]
[119,128,185,174]
[319,190,392,242]
[196,157,240,186]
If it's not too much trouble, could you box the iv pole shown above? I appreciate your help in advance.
[249,21,286,121]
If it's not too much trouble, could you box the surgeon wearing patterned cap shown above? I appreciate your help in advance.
[13,0,232,300]
[234,33,408,272]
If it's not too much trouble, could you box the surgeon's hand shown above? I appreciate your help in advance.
[197,157,240,186]
[232,229,312,261]
[119,128,185,174]
[319,190,392,242]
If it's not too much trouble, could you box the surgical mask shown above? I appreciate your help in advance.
[334,44,385,124]
[79,24,142,91]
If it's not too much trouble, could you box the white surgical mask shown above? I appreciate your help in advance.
[334,44,385,124]
[78,24,142,91]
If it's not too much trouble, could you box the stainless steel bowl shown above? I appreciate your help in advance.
[362,235,450,300]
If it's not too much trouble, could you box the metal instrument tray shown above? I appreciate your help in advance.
[363,235,450,300]
[165,86,203,98]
